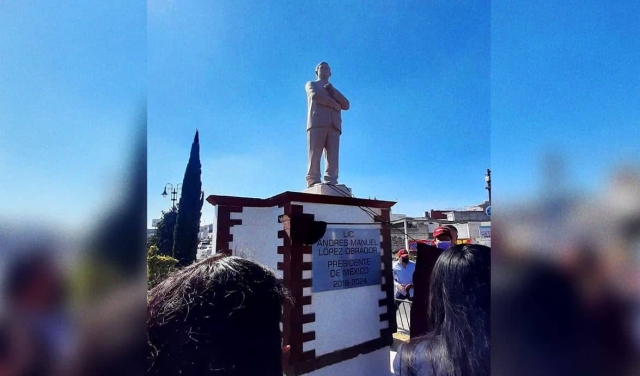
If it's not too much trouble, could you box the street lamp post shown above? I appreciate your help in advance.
[404,217,409,252]
[161,183,182,209]
[485,169,491,206]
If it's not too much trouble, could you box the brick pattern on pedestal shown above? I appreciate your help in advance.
[215,205,243,255]
[278,204,316,375]
[378,207,396,341]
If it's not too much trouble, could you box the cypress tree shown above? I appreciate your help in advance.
[172,130,204,266]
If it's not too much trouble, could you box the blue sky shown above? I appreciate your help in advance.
[3,1,635,231]
[0,1,145,230]
[148,1,490,226]
[492,0,640,204]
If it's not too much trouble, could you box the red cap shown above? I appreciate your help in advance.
[433,226,452,238]
[397,249,409,258]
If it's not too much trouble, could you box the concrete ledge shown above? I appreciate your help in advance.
[303,183,352,197]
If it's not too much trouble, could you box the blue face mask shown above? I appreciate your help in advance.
[436,241,451,250]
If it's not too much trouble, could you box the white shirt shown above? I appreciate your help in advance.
[392,260,416,298]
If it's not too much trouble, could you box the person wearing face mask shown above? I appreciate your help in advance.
[433,226,453,250]
[443,224,459,245]
[393,249,416,302]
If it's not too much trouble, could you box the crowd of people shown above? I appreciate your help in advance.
[153,223,493,375]
[147,224,490,375]
[1,226,489,376]
[148,233,491,376]
[392,226,490,376]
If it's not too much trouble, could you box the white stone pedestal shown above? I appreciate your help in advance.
[303,183,352,197]
[207,191,396,376]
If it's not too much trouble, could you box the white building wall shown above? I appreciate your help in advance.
[451,223,470,239]
[210,205,218,250]
[228,206,284,278]
[467,222,480,239]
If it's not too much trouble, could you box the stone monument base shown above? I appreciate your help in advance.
[303,183,352,197]
[206,191,396,376]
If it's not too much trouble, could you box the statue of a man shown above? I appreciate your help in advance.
[305,62,350,187]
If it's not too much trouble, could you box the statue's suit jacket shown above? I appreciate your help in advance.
[305,80,350,134]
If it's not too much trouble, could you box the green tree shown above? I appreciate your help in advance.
[147,245,178,289]
[172,130,204,266]
[150,207,178,256]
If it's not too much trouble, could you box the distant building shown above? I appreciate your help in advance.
[444,210,490,222]
[426,210,448,220]
[147,220,213,246]
[393,201,492,251]
[426,201,490,222]
[198,225,210,242]
[147,229,155,241]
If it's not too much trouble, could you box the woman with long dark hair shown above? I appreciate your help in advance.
[394,244,490,376]
[147,254,289,376]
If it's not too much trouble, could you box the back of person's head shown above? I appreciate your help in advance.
[443,225,457,233]
[147,254,287,376]
[444,225,458,242]
[399,244,490,376]
[431,244,490,375]
[429,244,490,332]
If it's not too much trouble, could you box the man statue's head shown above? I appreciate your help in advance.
[315,62,331,81]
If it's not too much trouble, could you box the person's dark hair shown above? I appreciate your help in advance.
[444,225,458,236]
[398,244,490,376]
[147,254,288,376]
